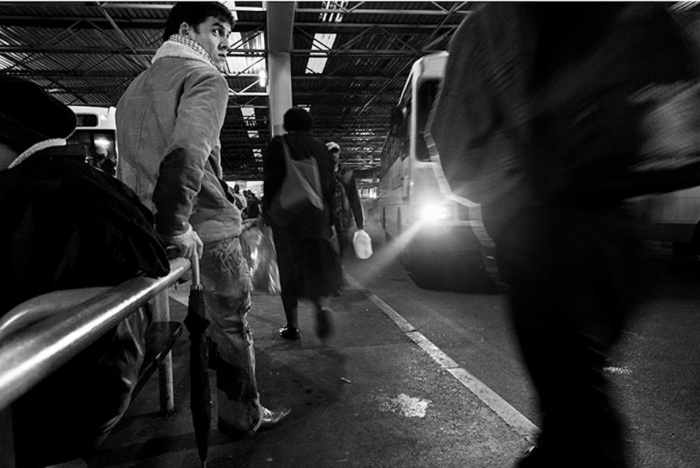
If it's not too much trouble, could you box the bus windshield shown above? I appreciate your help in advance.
[416,79,440,162]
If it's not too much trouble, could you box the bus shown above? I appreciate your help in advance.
[67,105,117,175]
[379,53,700,294]
[378,52,498,292]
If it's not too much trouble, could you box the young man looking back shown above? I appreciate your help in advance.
[116,2,289,439]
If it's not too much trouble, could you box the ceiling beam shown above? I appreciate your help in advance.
[0,46,443,57]
[0,18,460,33]
[0,3,469,16]
[2,70,402,81]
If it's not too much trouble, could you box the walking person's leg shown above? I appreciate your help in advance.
[279,289,300,340]
[501,206,638,468]
[272,226,302,340]
[312,296,334,340]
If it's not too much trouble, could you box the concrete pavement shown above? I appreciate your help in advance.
[84,274,532,468]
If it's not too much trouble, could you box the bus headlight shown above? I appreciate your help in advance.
[417,204,452,222]
[94,137,111,150]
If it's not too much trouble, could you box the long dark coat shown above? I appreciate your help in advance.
[263,132,342,298]
[0,145,170,466]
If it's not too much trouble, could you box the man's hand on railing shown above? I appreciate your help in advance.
[164,225,203,260]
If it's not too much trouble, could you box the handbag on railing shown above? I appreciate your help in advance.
[267,135,324,226]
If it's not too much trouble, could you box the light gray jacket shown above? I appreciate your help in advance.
[116,37,241,243]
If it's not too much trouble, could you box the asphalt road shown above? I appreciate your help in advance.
[343,219,700,468]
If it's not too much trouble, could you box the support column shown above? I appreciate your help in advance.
[266,2,295,136]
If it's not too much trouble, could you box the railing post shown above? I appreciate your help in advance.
[151,289,175,414]
[0,406,15,468]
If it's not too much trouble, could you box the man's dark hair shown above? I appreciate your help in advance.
[283,107,314,132]
[163,2,235,42]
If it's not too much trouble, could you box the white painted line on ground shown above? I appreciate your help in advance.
[345,273,539,439]
[346,275,415,333]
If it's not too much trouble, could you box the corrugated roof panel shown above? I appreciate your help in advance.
[0,1,475,179]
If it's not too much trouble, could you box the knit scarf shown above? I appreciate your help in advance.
[152,34,221,71]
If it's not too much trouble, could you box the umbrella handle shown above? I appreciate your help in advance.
[191,252,201,287]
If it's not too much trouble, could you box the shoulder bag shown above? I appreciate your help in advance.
[268,135,324,225]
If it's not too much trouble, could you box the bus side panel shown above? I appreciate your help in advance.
[648,187,700,245]
[379,155,406,239]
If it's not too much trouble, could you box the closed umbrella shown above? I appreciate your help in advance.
[183,253,211,468]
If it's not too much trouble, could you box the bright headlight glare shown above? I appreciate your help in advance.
[94,137,111,149]
[419,204,451,222]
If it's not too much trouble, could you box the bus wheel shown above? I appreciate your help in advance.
[404,249,445,290]
[448,251,501,293]
[404,248,498,293]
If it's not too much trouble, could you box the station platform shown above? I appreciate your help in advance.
[83,272,532,468]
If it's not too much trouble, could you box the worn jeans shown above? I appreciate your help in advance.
[200,236,263,437]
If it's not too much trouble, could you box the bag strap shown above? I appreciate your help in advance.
[280,135,293,163]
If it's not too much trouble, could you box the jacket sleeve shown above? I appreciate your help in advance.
[152,71,229,237]
[342,170,364,229]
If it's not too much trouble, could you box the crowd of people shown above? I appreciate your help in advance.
[5,2,696,467]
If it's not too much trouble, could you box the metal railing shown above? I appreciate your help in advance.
[0,257,190,467]
[0,257,190,410]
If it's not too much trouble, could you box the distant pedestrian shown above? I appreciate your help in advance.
[326,141,364,255]
[101,153,117,177]
[263,107,343,341]
[232,183,247,210]
[243,190,261,219]
[429,4,698,467]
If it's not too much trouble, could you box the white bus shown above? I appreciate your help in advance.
[378,52,497,291]
[67,105,117,175]
[379,53,700,293]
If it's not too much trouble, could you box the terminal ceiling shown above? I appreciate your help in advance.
[3,2,698,181]
[0,1,475,180]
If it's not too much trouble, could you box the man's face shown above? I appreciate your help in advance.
[330,148,340,167]
[184,16,232,69]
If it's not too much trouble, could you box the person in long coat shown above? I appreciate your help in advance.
[262,107,343,341]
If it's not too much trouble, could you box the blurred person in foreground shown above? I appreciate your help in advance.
[0,76,169,466]
[326,141,365,256]
[263,107,343,341]
[116,2,289,439]
[429,4,698,467]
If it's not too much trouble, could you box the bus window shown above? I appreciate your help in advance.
[416,79,440,162]
[67,106,117,175]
